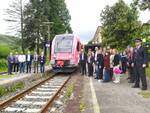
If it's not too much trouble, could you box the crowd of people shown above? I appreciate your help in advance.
[7,51,46,75]
[79,38,148,90]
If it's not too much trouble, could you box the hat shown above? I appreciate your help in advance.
[135,38,142,42]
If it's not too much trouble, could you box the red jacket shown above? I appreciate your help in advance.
[104,55,110,69]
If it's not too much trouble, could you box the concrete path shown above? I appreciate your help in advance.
[83,75,150,113]
[0,66,51,86]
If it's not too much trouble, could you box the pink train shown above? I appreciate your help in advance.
[50,34,82,72]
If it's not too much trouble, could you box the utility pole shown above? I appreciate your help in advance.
[20,0,24,53]
[42,22,54,60]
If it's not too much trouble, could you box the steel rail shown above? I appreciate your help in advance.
[0,73,55,110]
[40,75,71,113]
[0,72,7,75]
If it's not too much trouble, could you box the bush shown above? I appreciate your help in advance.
[0,59,8,72]
[0,85,6,96]
[0,44,10,58]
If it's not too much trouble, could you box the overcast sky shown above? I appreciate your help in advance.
[0,0,149,44]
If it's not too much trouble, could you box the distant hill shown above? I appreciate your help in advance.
[0,34,20,49]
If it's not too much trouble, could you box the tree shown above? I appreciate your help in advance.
[100,0,142,49]
[5,0,25,53]
[23,0,48,54]
[42,0,72,38]
[23,0,72,54]
[134,0,150,10]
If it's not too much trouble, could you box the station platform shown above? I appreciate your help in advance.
[0,66,51,87]
[83,75,150,113]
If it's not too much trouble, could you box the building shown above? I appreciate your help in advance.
[92,26,102,44]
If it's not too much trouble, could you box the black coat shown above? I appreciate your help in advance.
[113,54,121,66]
[39,56,46,64]
[79,53,87,63]
[133,46,148,66]
[96,54,104,67]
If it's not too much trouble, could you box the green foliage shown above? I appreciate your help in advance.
[0,85,6,96]
[146,63,150,78]
[64,84,74,103]
[0,82,24,97]
[0,34,21,57]
[138,91,150,98]
[0,44,10,58]
[80,100,86,112]
[9,82,24,92]
[135,0,150,10]
[0,59,7,72]
[100,0,141,49]
[23,0,72,53]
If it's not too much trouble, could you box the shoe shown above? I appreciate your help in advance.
[98,79,103,82]
[132,85,140,88]
[113,80,120,83]
[141,87,147,90]
[126,77,130,80]
[128,81,134,83]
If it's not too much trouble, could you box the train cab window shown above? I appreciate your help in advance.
[77,42,80,51]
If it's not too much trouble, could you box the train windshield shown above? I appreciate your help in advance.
[54,36,73,53]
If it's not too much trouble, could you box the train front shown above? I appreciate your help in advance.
[50,34,78,73]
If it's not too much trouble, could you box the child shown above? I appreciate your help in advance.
[113,65,122,83]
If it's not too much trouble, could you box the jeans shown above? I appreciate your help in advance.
[8,63,13,75]
[103,68,110,82]
[40,63,45,73]
[95,64,100,79]
[20,62,25,73]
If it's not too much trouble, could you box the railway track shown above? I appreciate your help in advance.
[0,74,71,113]
[0,72,7,75]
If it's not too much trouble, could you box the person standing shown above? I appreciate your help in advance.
[103,50,110,82]
[13,52,19,72]
[7,52,14,75]
[95,48,104,81]
[33,52,39,73]
[87,49,94,77]
[79,48,87,75]
[113,49,121,83]
[121,51,128,74]
[127,47,135,83]
[26,51,33,73]
[132,38,148,90]
[39,52,46,73]
[94,47,99,78]
[110,48,114,80]
[18,52,26,73]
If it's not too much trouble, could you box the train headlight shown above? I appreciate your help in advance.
[70,59,74,65]
[50,60,55,65]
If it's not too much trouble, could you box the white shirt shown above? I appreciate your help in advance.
[95,51,98,61]
[27,55,30,61]
[34,55,38,61]
[110,54,114,68]
[18,55,26,63]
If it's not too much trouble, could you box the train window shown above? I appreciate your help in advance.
[77,42,80,51]
[54,36,73,53]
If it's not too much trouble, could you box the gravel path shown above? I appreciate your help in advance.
[83,74,150,113]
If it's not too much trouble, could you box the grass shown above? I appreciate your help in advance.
[0,74,16,79]
[64,84,74,103]
[0,82,24,97]
[80,98,86,112]
[138,91,150,98]
[146,66,150,78]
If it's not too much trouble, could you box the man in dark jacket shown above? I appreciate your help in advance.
[79,49,87,75]
[132,38,148,90]
[26,51,33,73]
[39,52,46,73]
[7,52,14,75]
